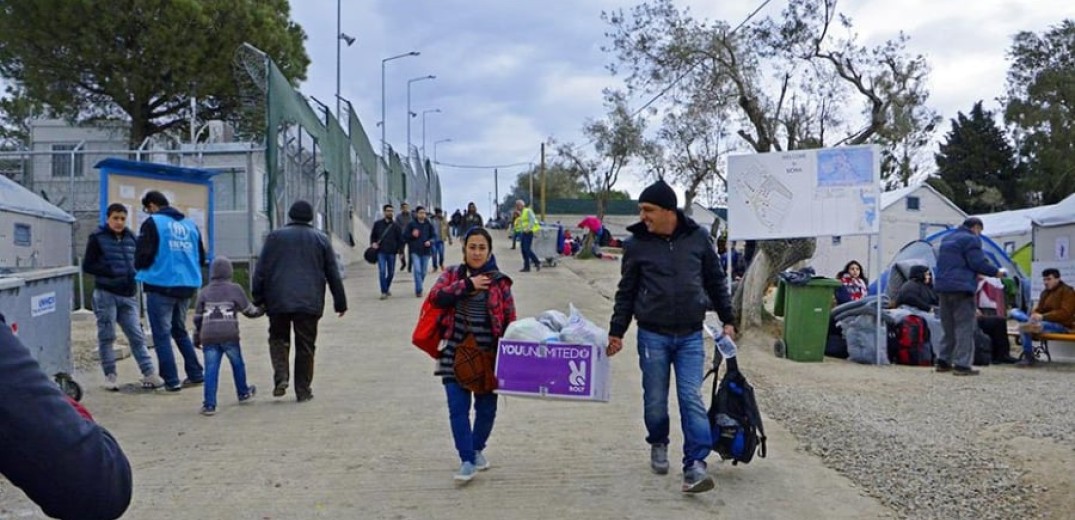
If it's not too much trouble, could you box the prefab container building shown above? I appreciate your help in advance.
[0,174,75,270]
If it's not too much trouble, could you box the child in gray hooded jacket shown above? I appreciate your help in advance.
[194,257,264,416]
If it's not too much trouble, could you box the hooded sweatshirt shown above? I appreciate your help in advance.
[894,265,937,312]
[194,257,263,345]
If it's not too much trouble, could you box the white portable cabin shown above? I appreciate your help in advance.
[0,174,75,270]
[1031,193,1075,263]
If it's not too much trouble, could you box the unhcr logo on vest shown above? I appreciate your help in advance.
[167,220,194,252]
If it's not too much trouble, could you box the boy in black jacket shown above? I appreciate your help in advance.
[83,203,164,390]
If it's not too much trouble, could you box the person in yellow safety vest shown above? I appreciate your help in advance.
[513,199,541,272]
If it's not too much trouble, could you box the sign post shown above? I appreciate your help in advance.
[728,145,883,363]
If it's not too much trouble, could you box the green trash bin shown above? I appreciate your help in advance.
[774,278,841,362]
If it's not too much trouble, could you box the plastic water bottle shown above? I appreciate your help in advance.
[716,334,738,360]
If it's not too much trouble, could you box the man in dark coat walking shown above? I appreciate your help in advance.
[370,204,403,299]
[252,200,348,402]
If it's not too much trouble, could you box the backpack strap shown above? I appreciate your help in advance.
[704,354,723,397]
[743,381,768,459]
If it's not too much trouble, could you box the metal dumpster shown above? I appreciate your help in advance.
[0,267,82,399]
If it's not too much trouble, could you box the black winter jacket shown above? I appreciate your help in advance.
[252,221,347,317]
[83,225,138,297]
[0,315,132,520]
[894,265,937,312]
[370,218,403,255]
[610,211,736,338]
[404,219,437,256]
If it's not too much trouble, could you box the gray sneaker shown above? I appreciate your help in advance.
[454,461,477,483]
[650,444,670,475]
[682,461,715,493]
[474,451,490,471]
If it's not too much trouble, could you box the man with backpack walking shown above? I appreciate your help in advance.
[607,179,737,493]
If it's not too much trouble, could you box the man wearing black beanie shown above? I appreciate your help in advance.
[607,178,737,494]
[253,200,348,402]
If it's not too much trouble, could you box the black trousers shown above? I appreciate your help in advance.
[977,315,1012,361]
[268,313,320,398]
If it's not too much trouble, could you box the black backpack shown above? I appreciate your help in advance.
[706,356,767,465]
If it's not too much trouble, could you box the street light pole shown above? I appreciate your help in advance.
[381,51,420,157]
[433,138,452,164]
[421,108,441,156]
[336,0,340,121]
[406,75,436,157]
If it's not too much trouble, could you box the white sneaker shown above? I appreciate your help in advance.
[141,373,165,389]
[104,373,119,391]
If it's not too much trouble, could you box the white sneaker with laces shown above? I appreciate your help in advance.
[141,373,165,389]
[104,373,119,391]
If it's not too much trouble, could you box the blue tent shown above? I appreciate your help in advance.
[869,228,1030,310]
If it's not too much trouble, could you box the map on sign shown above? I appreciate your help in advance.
[727,145,880,240]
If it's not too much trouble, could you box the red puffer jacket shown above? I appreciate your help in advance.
[429,264,516,341]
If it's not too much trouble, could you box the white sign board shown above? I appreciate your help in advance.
[727,145,881,240]
[1030,261,1075,302]
[30,292,57,317]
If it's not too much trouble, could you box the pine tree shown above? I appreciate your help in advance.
[933,101,1021,214]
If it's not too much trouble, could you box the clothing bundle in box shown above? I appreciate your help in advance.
[494,340,610,402]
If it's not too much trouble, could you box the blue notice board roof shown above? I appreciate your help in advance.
[94,158,217,182]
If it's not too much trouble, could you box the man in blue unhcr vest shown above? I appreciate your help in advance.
[135,190,207,392]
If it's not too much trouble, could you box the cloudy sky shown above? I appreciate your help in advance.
[289,0,1071,217]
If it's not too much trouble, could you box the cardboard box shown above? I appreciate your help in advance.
[495,340,610,402]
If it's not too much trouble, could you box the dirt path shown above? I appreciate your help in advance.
[1,239,892,519]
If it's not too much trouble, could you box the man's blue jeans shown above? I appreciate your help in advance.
[411,253,430,295]
[146,292,203,388]
[519,231,540,270]
[377,252,396,295]
[431,240,445,270]
[1010,309,1070,356]
[637,327,711,469]
[444,380,498,464]
[92,289,156,377]
[202,342,251,408]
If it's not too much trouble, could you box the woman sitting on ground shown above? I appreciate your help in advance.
[894,265,937,312]
[836,260,869,304]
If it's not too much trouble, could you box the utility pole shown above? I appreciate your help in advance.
[540,142,547,221]
[493,168,499,221]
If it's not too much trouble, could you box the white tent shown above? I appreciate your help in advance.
[1031,193,1075,262]
[973,205,1054,253]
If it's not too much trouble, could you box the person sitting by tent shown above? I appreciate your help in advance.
[1010,268,1075,367]
[973,270,1018,364]
[894,265,937,312]
[836,260,869,305]
[976,271,1007,316]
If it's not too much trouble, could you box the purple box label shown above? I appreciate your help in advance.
[496,341,597,398]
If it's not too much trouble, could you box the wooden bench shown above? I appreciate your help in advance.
[1007,329,1075,362]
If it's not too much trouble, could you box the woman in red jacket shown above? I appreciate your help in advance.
[428,227,516,484]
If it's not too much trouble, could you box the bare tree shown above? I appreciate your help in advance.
[603,0,935,327]
[556,90,646,219]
